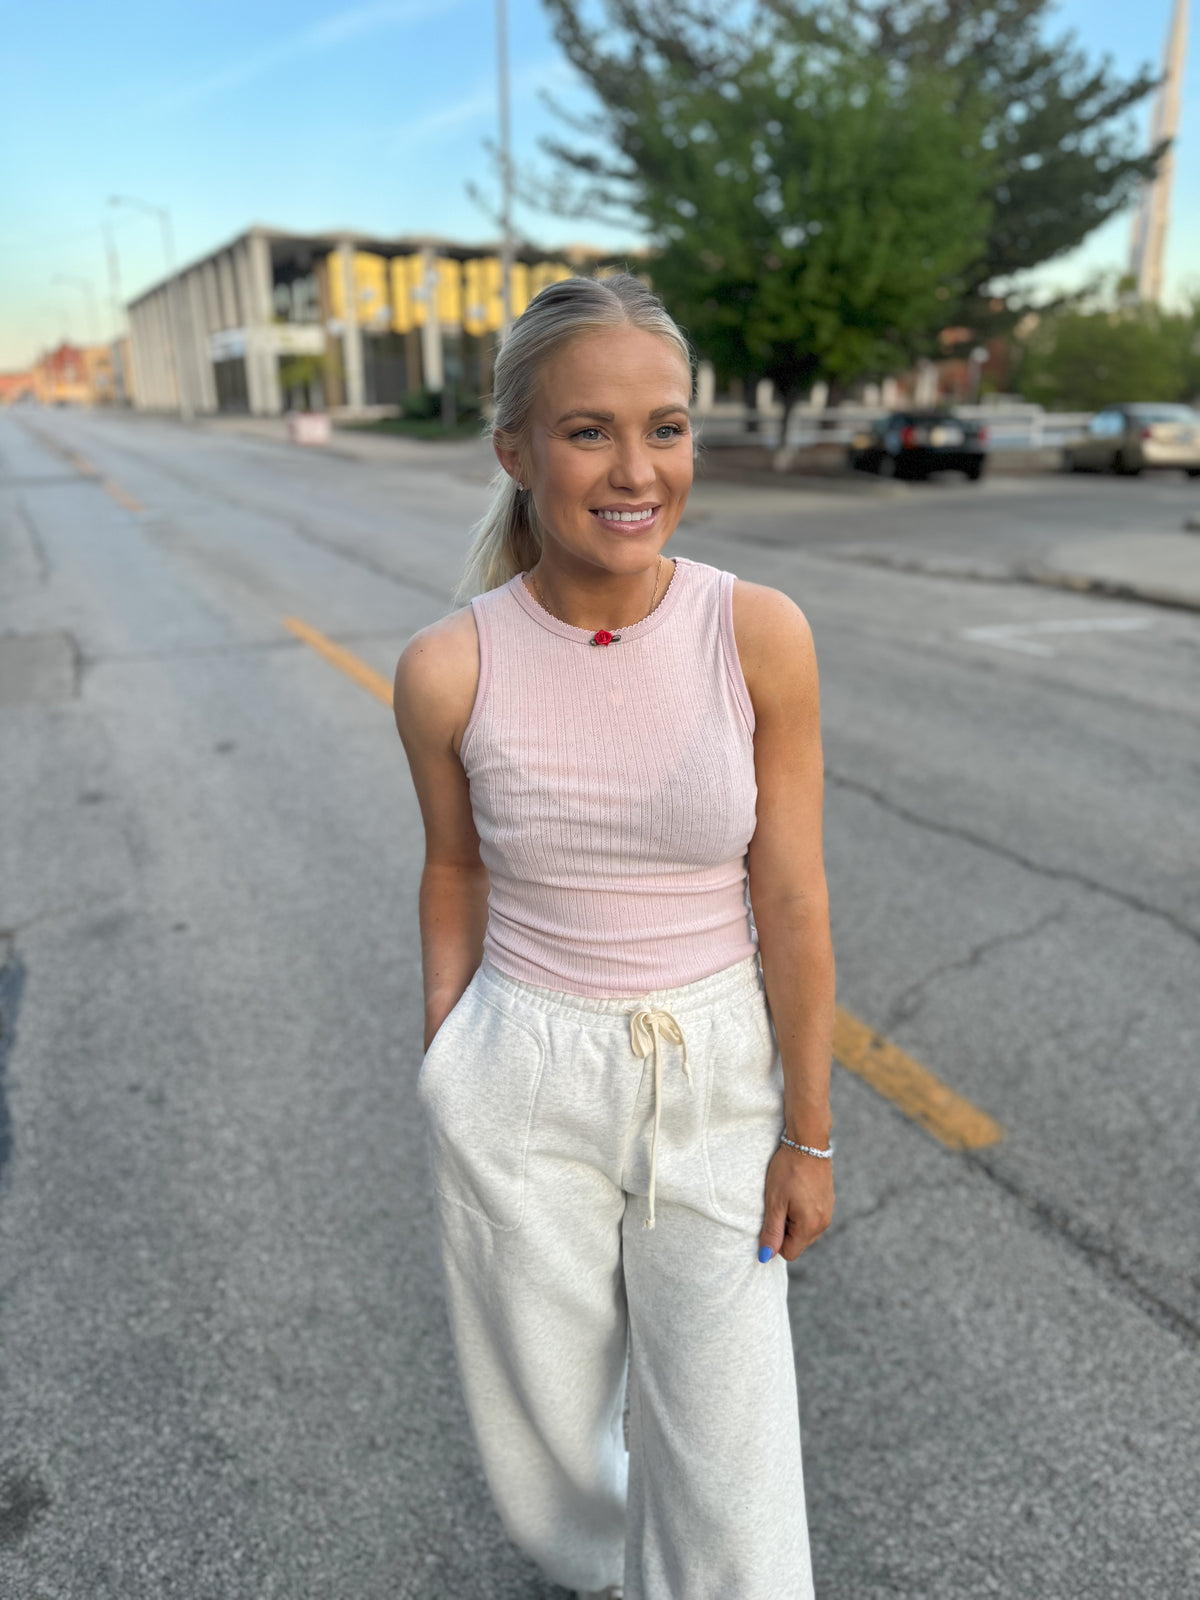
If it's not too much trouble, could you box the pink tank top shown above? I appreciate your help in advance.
[460,555,759,997]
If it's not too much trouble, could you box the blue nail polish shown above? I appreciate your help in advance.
[758,1245,773,1264]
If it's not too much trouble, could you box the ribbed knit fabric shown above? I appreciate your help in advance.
[460,555,759,997]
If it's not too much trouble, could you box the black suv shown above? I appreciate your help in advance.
[847,412,989,481]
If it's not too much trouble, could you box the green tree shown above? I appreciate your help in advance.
[1016,307,1189,411]
[538,0,1164,397]
[782,0,1164,326]
[540,1,994,433]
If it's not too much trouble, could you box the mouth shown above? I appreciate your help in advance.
[590,505,660,528]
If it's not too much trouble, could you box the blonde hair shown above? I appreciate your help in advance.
[453,273,693,603]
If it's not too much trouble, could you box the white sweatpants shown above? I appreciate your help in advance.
[417,951,814,1599]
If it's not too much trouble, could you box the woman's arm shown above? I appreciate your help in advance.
[734,580,836,1262]
[393,608,490,1052]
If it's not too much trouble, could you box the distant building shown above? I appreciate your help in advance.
[124,224,633,417]
[20,342,121,407]
[0,370,37,405]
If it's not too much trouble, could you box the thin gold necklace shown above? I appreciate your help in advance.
[526,556,664,647]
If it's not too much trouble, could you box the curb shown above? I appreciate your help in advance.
[1024,568,1200,616]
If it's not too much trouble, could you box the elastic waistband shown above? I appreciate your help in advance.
[476,951,765,1026]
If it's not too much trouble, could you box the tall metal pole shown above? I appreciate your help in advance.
[109,195,193,422]
[157,206,195,424]
[1129,0,1189,303]
[53,275,101,344]
[103,219,125,338]
[496,0,514,341]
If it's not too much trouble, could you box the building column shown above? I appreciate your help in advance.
[337,240,365,410]
[420,248,444,394]
[247,231,281,415]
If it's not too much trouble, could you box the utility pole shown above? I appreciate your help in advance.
[1129,0,1189,303]
[496,0,514,341]
[103,218,125,338]
[53,275,101,344]
[109,195,193,421]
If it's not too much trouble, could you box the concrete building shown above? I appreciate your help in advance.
[125,225,618,418]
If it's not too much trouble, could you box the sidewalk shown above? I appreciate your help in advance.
[196,413,496,477]
[1029,530,1200,612]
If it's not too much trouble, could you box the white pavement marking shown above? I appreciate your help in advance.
[960,616,1153,658]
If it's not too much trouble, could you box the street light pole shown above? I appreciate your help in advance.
[108,194,193,422]
[496,0,514,341]
[103,218,125,338]
[53,275,101,344]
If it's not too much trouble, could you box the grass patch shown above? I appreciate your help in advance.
[340,415,485,440]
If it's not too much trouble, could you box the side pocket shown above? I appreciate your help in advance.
[702,993,784,1233]
[418,988,545,1232]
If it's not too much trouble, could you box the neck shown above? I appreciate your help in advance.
[526,554,671,632]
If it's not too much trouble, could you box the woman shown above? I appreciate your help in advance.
[393,275,834,1600]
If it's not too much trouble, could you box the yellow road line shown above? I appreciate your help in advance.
[834,1006,1006,1149]
[103,479,144,513]
[282,615,393,706]
[287,612,1007,1152]
[41,433,144,511]
[63,448,99,478]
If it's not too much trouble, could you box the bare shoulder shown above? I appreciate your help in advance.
[393,602,480,758]
[729,578,817,712]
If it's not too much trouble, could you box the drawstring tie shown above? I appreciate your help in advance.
[629,1007,691,1229]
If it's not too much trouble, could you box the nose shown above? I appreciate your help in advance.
[609,435,657,495]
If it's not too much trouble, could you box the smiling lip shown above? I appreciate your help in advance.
[591,504,660,526]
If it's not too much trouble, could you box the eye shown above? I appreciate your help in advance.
[653,422,686,440]
[570,426,604,442]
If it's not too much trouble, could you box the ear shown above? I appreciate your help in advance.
[493,433,525,486]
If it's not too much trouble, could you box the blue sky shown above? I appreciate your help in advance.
[1,0,1195,368]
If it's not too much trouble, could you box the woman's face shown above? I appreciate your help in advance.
[501,325,694,573]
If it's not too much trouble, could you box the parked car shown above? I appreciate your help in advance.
[1061,403,1200,477]
[847,412,989,481]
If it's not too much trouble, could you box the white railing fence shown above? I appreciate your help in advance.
[693,399,1093,453]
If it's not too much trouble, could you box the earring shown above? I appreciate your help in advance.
[515,480,524,491]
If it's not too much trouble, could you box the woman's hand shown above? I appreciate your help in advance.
[758,1147,834,1263]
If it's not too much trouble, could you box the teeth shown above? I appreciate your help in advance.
[597,508,655,523]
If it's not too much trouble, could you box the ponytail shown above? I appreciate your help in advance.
[453,465,542,605]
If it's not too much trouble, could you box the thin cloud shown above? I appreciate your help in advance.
[150,0,456,114]
[383,56,575,149]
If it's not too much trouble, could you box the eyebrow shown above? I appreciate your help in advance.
[555,404,691,425]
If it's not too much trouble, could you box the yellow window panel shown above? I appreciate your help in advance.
[355,253,390,329]
[390,255,426,332]
[510,261,531,318]
[481,256,504,332]
[436,258,463,324]
[326,251,347,320]
[462,258,488,336]
[327,251,390,326]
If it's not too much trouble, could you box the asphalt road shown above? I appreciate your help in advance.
[1,409,1197,1600]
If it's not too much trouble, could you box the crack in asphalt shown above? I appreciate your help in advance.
[826,769,1200,950]
[822,1176,973,1245]
[815,546,1200,618]
[964,1148,1200,1349]
[14,499,52,585]
[62,425,456,606]
[75,629,413,677]
[797,1124,1200,1350]
[823,776,1200,1342]
[0,936,25,1189]
[881,908,1068,1034]
[818,548,1023,587]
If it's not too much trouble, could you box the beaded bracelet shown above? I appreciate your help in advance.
[780,1132,835,1159]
